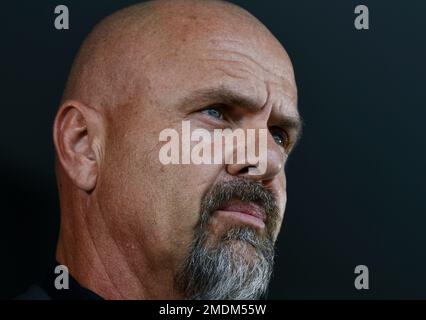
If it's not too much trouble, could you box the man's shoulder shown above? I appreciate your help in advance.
[15,284,51,300]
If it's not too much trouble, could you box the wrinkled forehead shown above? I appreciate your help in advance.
[137,13,297,112]
[93,1,298,123]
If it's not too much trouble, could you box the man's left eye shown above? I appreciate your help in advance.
[270,127,289,148]
[201,107,224,120]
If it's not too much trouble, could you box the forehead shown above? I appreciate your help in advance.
[143,27,297,113]
[119,4,298,120]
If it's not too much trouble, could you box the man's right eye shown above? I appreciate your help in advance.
[201,106,224,120]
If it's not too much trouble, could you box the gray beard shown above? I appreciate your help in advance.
[175,179,279,300]
[179,226,275,300]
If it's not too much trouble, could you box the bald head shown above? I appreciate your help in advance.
[54,0,299,300]
[63,0,295,113]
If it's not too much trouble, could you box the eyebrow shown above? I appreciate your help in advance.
[179,86,263,112]
[179,86,303,143]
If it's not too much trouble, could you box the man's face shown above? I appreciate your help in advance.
[95,12,299,299]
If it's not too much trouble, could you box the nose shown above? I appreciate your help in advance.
[226,129,284,183]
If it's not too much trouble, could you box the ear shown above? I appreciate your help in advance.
[53,100,103,192]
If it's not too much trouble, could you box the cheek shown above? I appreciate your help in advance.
[272,172,287,213]
[155,162,222,231]
[269,173,287,239]
[100,110,225,261]
[131,132,223,256]
[135,161,223,265]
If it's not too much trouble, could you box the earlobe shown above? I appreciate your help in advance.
[53,101,101,192]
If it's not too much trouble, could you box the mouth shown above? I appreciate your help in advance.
[213,200,266,231]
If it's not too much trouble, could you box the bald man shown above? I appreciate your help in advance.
[19,0,301,300]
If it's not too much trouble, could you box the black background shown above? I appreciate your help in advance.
[1,0,425,299]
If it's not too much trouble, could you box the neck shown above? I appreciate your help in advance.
[56,189,185,299]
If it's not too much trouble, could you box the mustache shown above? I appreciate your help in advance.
[199,178,281,239]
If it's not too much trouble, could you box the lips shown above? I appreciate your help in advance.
[218,200,266,222]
